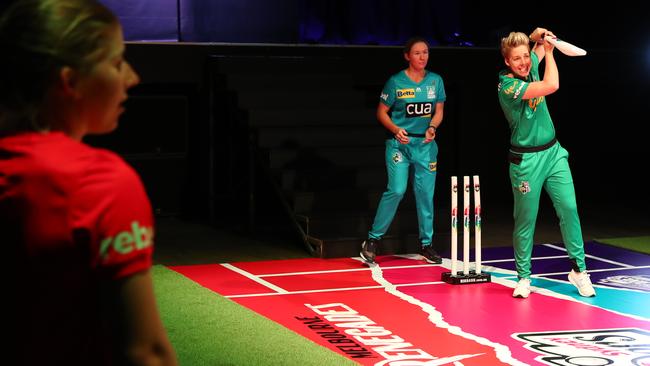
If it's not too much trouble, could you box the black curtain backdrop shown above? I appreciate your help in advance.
[179,0,300,43]
[101,0,179,41]
[101,0,464,46]
[296,0,463,46]
[100,0,649,51]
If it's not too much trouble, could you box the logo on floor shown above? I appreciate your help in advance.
[514,328,650,366]
[599,275,650,291]
[301,302,484,365]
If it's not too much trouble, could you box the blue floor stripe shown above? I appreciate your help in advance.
[485,241,650,320]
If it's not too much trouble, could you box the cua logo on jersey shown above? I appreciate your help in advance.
[99,221,153,261]
[514,328,650,366]
[405,102,433,118]
[396,89,415,99]
[380,92,389,101]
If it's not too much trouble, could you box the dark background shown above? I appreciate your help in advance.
[101,0,649,50]
[83,0,649,257]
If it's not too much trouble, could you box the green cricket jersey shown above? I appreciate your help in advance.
[498,52,556,147]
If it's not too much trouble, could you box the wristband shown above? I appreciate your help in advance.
[428,125,437,131]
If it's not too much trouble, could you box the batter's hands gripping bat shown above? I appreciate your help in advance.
[544,35,587,56]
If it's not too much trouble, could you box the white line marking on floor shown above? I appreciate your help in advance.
[367,263,527,366]
[531,265,650,277]
[225,281,445,298]
[486,266,650,321]
[251,258,646,279]
[258,263,437,277]
[483,255,566,264]
[221,263,288,294]
[542,243,635,268]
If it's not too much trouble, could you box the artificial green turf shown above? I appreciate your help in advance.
[595,236,650,255]
[152,265,357,366]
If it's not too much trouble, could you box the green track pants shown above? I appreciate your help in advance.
[509,143,586,279]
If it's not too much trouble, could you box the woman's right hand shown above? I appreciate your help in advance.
[542,30,556,52]
[395,128,410,144]
[529,27,548,43]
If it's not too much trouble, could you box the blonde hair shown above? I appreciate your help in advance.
[0,0,117,134]
[500,32,529,58]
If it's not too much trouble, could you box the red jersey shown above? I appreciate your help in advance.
[0,132,154,364]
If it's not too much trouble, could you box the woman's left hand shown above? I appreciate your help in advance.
[423,126,436,143]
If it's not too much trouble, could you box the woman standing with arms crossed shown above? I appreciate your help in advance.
[361,37,446,264]
[0,0,177,364]
[498,28,596,299]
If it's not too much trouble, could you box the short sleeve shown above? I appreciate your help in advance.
[379,77,395,107]
[498,76,528,107]
[72,152,153,280]
[436,76,446,103]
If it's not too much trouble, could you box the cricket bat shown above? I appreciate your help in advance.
[544,35,587,56]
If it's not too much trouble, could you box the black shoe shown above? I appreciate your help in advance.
[420,245,442,264]
[360,238,378,264]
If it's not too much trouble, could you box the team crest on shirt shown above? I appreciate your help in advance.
[426,85,436,99]
[392,152,403,164]
[518,181,531,194]
[429,162,437,172]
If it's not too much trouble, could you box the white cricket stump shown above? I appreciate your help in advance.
[441,175,491,285]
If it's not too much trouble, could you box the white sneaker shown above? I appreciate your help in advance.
[512,278,531,298]
[568,270,596,297]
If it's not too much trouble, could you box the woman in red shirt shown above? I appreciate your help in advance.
[0,0,177,364]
